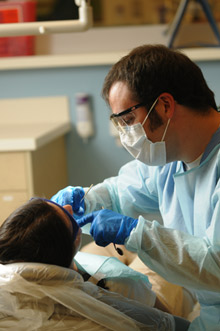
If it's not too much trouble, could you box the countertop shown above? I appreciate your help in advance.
[0,96,71,152]
[0,122,71,152]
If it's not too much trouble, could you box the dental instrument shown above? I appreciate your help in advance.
[80,184,94,203]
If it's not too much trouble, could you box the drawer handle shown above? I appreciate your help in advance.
[2,195,14,202]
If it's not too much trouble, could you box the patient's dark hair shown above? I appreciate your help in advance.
[0,199,75,268]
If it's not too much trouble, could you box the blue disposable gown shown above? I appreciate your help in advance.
[84,128,220,331]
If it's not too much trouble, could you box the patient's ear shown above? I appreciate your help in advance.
[70,229,82,269]
[74,228,82,253]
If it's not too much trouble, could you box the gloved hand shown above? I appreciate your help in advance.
[77,209,138,246]
[51,186,85,218]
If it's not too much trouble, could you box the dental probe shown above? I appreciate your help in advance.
[80,184,94,203]
[113,244,124,256]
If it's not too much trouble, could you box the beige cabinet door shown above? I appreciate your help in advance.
[0,152,27,191]
[0,192,28,225]
[0,136,68,225]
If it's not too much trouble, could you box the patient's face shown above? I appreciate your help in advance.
[63,204,82,251]
[48,202,82,251]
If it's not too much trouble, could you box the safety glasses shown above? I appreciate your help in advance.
[110,102,145,132]
[110,98,159,134]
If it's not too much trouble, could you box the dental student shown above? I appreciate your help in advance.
[52,44,220,330]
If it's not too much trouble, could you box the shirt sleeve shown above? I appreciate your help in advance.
[125,217,220,292]
[84,160,161,219]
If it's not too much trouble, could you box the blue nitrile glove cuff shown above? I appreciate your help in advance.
[115,216,138,244]
[77,209,138,246]
[51,186,85,217]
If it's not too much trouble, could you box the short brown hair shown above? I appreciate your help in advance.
[102,44,217,113]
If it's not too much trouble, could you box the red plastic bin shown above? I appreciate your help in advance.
[0,0,36,57]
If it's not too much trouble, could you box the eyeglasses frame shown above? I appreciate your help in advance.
[110,102,145,121]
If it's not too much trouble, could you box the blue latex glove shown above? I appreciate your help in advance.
[51,186,85,218]
[77,209,138,246]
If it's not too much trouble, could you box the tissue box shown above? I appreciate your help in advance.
[0,0,36,57]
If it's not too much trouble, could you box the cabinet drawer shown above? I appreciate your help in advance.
[0,191,28,225]
[0,152,27,190]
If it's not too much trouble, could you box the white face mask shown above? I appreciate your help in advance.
[119,99,170,166]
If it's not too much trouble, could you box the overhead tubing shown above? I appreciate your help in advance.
[0,0,93,37]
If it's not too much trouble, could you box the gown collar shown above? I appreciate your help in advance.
[201,127,220,163]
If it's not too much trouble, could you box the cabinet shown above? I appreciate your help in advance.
[0,137,67,224]
[0,96,71,225]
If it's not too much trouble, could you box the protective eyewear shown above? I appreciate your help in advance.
[110,98,159,134]
[30,197,79,241]
[110,102,145,132]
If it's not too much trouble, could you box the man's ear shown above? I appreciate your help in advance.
[158,93,175,119]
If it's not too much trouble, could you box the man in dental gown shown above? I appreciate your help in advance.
[52,44,220,330]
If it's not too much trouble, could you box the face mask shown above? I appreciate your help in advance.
[119,100,170,166]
